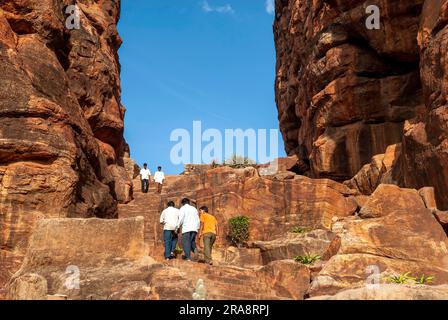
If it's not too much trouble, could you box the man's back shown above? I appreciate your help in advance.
[201,213,218,235]
[160,207,180,230]
[179,204,200,233]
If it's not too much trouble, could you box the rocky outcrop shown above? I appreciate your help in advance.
[311,284,448,300]
[400,0,448,209]
[275,0,423,181]
[0,0,131,290]
[309,184,448,297]
[127,166,357,245]
[274,0,448,209]
[7,217,194,300]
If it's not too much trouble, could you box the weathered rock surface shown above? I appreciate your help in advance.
[7,217,193,300]
[274,0,448,210]
[309,184,448,296]
[122,166,357,246]
[251,230,340,265]
[400,0,448,210]
[275,0,423,181]
[310,284,448,300]
[0,0,131,290]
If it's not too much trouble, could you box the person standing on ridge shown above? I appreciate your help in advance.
[154,166,165,194]
[177,198,200,262]
[159,201,180,260]
[198,206,219,265]
[140,163,151,193]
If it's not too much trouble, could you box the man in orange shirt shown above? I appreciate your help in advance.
[198,206,219,265]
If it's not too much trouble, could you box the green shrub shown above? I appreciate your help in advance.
[384,272,416,284]
[414,275,435,285]
[294,255,321,265]
[292,226,312,234]
[228,216,250,247]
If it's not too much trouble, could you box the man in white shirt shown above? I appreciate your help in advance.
[140,163,151,193]
[160,201,180,260]
[177,198,200,261]
[154,166,165,194]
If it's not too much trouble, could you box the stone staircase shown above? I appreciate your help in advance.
[118,179,165,246]
[117,177,297,300]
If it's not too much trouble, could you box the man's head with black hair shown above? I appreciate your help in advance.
[167,201,175,208]
[181,198,190,206]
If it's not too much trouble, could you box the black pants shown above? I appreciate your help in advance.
[141,179,149,193]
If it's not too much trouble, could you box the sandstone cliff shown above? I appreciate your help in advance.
[274,0,448,209]
[0,0,131,291]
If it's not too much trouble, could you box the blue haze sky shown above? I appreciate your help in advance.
[118,0,285,174]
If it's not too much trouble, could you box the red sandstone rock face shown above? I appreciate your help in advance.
[400,0,448,209]
[0,0,130,292]
[275,0,423,181]
[275,0,448,210]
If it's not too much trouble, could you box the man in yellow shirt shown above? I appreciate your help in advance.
[198,206,219,265]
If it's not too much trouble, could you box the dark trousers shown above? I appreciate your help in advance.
[203,233,216,263]
[163,230,178,259]
[156,183,162,194]
[182,231,197,260]
[141,179,149,193]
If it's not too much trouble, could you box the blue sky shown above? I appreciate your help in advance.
[118,0,285,174]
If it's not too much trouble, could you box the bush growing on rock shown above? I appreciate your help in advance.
[295,254,321,265]
[292,226,312,234]
[228,216,250,247]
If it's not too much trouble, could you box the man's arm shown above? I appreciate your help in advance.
[177,209,184,230]
[160,211,165,225]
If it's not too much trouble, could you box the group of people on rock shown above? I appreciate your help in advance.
[159,198,219,265]
[140,163,165,194]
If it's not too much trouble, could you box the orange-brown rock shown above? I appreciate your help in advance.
[7,217,194,300]
[8,217,311,300]
[0,0,131,290]
[400,0,448,209]
[275,0,423,181]
[310,284,448,300]
[124,166,357,246]
[309,184,448,296]
[359,184,426,218]
[251,230,340,265]
[274,0,448,210]
[344,144,402,195]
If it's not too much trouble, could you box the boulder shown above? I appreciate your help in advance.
[359,184,426,218]
[251,230,340,265]
[8,273,48,300]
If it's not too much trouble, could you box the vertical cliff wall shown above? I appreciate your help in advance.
[274,0,448,208]
[0,0,130,289]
